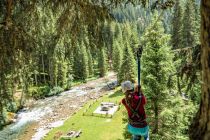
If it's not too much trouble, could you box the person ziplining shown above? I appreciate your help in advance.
[121,46,149,140]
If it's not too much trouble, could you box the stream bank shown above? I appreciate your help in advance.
[0,73,117,140]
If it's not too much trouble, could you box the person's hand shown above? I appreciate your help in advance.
[134,85,139,92]
[134,85,143,95]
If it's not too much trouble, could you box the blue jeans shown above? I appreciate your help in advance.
[132,131,149,140]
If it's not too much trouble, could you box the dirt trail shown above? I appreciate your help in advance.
[18,73,117,140]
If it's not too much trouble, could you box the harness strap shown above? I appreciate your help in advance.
[129,118,146,125]
[125,94,143,119]
[131,94,142,118]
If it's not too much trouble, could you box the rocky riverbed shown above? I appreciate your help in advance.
[0,73,117,140]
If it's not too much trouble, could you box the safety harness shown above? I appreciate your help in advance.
[125,93,146,126]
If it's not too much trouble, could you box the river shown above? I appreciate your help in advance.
[0,73,117,140]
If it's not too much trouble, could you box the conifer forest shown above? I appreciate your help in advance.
[0,0,210,140]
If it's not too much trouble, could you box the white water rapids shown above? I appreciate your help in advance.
[0,73,117,140]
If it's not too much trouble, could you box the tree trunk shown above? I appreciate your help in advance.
[49,59,54,86]
[20,66,27,108]
[42,54,46,84]
[189,1,210,139]
[35,73,37,86]
[5,0,13,29]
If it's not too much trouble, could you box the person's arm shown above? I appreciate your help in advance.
[142,94,146,105]
[134,87,146,104]
[134,85,143,94]
[134,85,139,93]
[121,98,126,106]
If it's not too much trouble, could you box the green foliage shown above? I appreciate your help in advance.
[73,42,89,81]
[0,1,201,137]
[40,86,51,96]
[28,87,40,99]
[47,86,64,97]
[98,47,108,77]
[189,82,201,104]
[112,4,149,23]
[80,43,89,81]
[114,24,123,42]
[118,42,136,84]
[193,1,200,45]
[49,56,58,87]
[87,48,94,77]
[112,41,123,72]
[171,0,200,105]
[129,24,139,52]
[57,61,68,88]
[171,0,183,49]
[66,74,74,90]
[0,108,7,129]
[157,96,197,140]
[6,102,17,113]
[141,12,175,133]
[73,45,82,80]
[28,85,65,100]
[28,86,50,99]
[182,0,196,49]
[112,23,124,73]
[122,23,132,42]
[100,21,114,62]
[122,112,132,140]
[141,12,174,98]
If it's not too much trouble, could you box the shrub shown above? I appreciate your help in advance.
[47,86,64,97]
[0,108,8,129]
[28,86,50,99]
[28,87,39,99]
[28,86,64,98]
[65,75,74,90]
[6,102,17,112]
[39,86,51,96]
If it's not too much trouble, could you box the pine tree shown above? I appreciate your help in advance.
[48,55,58,87]
[80,42,89,81]
[114,24,123,41]
[193,0,200,45]
[81,27,94,78]
[141,13,174,134]
[129,24,139,53]
[112,41,123,73]
[57,60,67,88]
[73,45,80,80]
[102,21,114,69]
[73,43,88,81]
[171,0,183,49]
[98,47,108,77]
[122,23,132,43]
[118,41,136,84]
[114,23,124,54]
[87,48,94,77]
[66,51,74,89]
[82,26,90,47]
[182,0,196,49]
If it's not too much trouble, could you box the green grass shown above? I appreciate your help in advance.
[44,89,126,140]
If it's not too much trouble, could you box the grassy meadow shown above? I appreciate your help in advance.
[44,89,127,140]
